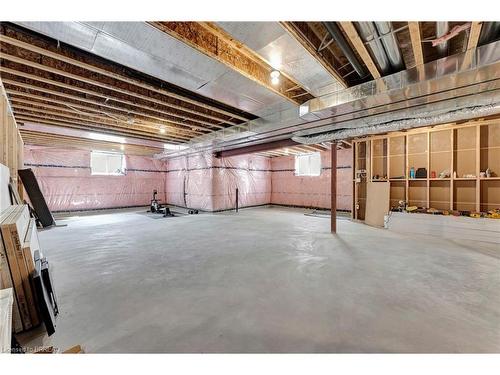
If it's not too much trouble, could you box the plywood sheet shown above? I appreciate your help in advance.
[430,181,451,210]
[365,182,390,227]
[0,163,10,211]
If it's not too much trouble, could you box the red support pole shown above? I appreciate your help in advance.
[331,143,337,233]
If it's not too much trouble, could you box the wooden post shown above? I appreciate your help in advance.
[331,143,337,233]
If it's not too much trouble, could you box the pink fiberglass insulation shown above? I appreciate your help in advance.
[165,153,214,211]
[165,152,271,211]
[271,149,353,211]
[212,154,271,211]
[23,145,168,212]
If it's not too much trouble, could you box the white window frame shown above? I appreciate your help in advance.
[295,152,321,177]
[90,151,126,176]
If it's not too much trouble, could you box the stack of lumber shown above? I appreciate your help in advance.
[0,288,14,353]
[0,204,41,332]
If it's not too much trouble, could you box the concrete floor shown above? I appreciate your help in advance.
[27,207,500,353]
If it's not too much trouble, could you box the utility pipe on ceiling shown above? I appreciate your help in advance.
[435,22,449,57]
[479,22,500,46]
[373,22,405,71]
[322,22,367,78]
[355,22,391,75]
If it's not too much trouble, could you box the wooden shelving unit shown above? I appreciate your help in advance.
[352,120,500,217]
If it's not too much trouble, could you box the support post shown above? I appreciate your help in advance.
[331,143,337,233]
[235,188,239,213]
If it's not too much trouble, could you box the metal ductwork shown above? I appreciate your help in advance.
[157,41,500,159]
[479,22,500,46]
[373,22,405,71]
[322,22,367,78]
[435,22,449,57]
[356,22,390,74]
[292,103,500,144]
[355,22,404,75]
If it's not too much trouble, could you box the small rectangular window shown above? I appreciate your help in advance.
[295,152,321,176]
[91,151,125,176]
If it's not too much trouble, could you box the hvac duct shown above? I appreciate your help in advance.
[355,22,391,75]
[292,103,500,144]
[479,22,500,46]
[435,22,449,57]
[373,22,405,71]
[322,22,367,78]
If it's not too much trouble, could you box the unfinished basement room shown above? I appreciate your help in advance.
[1,3,500,369]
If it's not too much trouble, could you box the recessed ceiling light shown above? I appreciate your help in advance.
[159,125,166,134]
[120,144,125,150]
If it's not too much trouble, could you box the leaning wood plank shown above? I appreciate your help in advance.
[10,205,38,327]
[365,182,390,227]
[0,207,23,332]
[1,206,32,329]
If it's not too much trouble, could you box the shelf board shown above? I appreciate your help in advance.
[480,146,500,150]
[480,177,500,180]
[429,178,451,181]
[454,177,477,181]
[430,150,452,154]
[389,178,406,181]
[407,152,428,156]
[455,148,476,152]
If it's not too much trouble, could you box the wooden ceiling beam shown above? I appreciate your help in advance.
[11,104,192,142]
[339,22,381,79]
[20,130,164,156]
[408,22,424,66]
[0,54,230,128]
[14,115,184,144]
[466,21,483,51]
[0,69,222,132]
[9,97,199,137]
[148,22,314,105]
[0,33,250,123]
[3,80,211,133]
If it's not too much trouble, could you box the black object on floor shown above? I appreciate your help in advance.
[32,250,56,336]
[41,258,59,316]
[18,168,55,227]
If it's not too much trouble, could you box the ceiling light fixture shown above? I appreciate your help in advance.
[159,125,166,134]
[270,70,280,85]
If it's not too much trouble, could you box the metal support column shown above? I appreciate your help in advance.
[331,143,337,233]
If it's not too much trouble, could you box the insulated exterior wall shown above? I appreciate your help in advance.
[166,153,271,211]
[271,149,353,210]
[23,146,167,212]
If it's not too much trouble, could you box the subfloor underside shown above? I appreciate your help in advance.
[21,206,500,353]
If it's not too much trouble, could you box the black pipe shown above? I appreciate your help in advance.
[235,188,239,213]
[323,22,367,78]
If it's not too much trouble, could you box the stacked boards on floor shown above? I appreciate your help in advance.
[0,204,57,334]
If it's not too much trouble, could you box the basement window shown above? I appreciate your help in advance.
[295,152,321,176]
[91,151,125,176]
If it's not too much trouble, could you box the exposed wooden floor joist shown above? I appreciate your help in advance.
[20,129,164,157]
[0,23,257,145]
[408,22,424,66]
